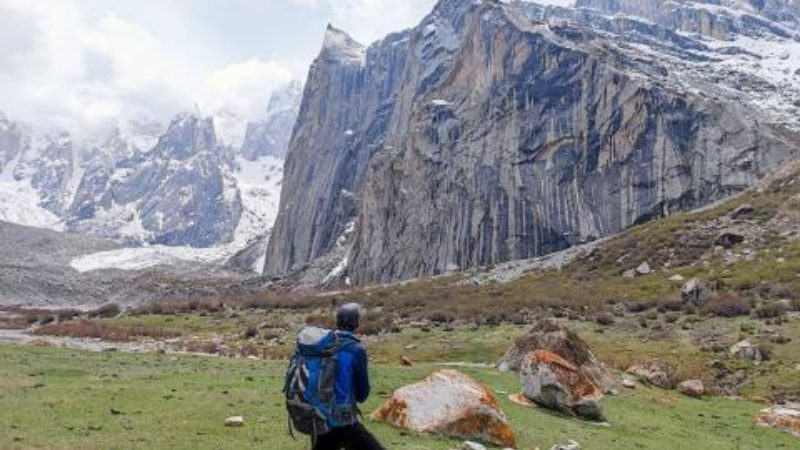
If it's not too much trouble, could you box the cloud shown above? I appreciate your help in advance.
[0,0,294,141]
[291,0,577,45]
[290,0,435,44]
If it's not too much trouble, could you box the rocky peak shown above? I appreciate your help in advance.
[240,82,303,161]
[154,113,218,161]
[321,24,366,64]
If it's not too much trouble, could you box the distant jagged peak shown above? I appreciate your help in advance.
[321,24,366,64]
[155,112,219,160]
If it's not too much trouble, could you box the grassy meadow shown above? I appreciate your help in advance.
[1,344,798,450]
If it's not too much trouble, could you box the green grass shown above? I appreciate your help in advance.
[1,344,797,450]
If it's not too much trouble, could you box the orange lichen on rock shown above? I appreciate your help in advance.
[521,349,606,421]
[371,369,517,448]
[757,405,800,438]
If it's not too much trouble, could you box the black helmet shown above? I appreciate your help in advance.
[336,303,363,331]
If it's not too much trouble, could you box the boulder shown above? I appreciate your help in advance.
[626,359,679,389]
[678,379,704,398]
[498,319,613,391]
[729,340,764,362]
[756,404,800,438]
[520,350,605,421]
[715,231,746,249]
[225,416,244,427]
[681,278,708,306]
[621,376,637,389]
[371,370,516,447]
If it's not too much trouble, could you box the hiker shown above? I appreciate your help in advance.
[284,303,385,450]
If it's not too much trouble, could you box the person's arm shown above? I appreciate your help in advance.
[353,345,371,403]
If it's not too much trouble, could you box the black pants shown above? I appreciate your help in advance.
[312,423,386,450]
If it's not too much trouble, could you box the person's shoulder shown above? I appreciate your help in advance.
[337,331,367,355]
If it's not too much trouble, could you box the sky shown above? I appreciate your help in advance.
[0,0,573,140]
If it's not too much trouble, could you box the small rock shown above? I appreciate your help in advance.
[636,262,652,275]
[729,340,763,362]
[462,441,488,450]
[669,274,685,282]
[681,278,708,306]
[225,416,244,427]
[551,440,581,450]
[678,379,704,398]
[400,355,413,367]
[404,344,417,350]
[627,359,679,389]
[622,376,637,389]
[622,269,637,278]
[730,204,755,220]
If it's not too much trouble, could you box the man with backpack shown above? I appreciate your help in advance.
[284,303,386,450]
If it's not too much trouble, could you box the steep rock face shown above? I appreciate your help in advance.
[266,0,799,284]
[67,114,242,247]
[241,81,303,160]
[264,25,411,275]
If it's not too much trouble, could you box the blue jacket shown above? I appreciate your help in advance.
[332,330,370,426]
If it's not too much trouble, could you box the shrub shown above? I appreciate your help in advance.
[706,292,751,317]
[183,340,221,355]
[304,314,334,329]
[56,309,81,322]
[36,320,180,342]
[243,327,258,340]
[657,298,684,313]
[664,313,680,324]
[756,283,797,300]
[88,303,121,319]
[753,302,788,319]
[628,301,657,313]
[594,312,615,326]
[426,310,454,324]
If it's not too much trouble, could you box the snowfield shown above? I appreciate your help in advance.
[70,155,283,273]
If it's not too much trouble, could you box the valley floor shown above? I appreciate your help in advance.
[0,340,797,450]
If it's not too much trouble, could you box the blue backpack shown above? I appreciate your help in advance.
[283,326,341,440]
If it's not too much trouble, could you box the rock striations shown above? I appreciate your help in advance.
[266,0,797,284]
[265,0,800,285]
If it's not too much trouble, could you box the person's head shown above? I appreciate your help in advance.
[336,303,363,332]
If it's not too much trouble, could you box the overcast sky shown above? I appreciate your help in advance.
[0,0,572,138]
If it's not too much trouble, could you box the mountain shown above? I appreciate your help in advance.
[264,0,800,286]
[241,81,304,160]
[66,114,242,247]
[0,78,301,259]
